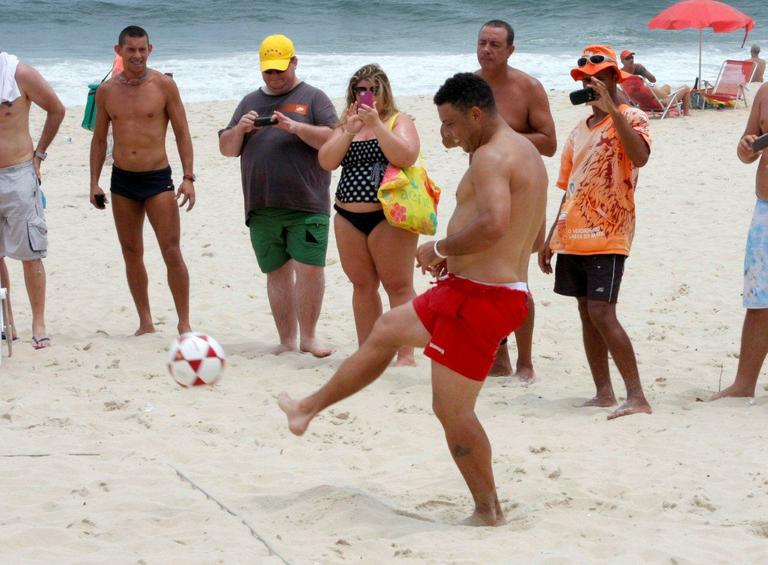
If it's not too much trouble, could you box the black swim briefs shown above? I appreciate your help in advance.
[111,165,175,202]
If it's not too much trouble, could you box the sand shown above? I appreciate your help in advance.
[1,89,767,565]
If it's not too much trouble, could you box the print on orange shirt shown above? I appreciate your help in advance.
[551,105,651,256]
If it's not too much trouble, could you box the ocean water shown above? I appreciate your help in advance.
[1,0,766,105]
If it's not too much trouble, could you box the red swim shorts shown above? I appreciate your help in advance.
[412,274,530,381]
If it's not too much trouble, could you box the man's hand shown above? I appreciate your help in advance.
[587,77,618,115]
[89,186,108,209]
[237,111,259,134]
[177,179,195,211]
[273,110,302,135]
[538,246,554,275]
[739,134,759,158]
[32,155,42,182]
[416,240,446,275]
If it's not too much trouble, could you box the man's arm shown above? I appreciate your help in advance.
[521,80,557,157]
[538,193,566,274]
[737,83,768,163]
[272,114,333,151]
[16,64,65,174]
[591,77,650,167]
[89,86,111,205]
[636,64,656,84]
[164,77,195,210]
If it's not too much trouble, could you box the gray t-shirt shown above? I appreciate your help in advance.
[224,82,338,223]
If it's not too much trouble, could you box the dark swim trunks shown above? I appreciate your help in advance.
[111,165,175,202]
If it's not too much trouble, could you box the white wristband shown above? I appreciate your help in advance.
[433,239,448,259]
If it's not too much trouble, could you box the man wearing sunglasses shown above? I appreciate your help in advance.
[538,45,653,420]
[443,19,557,382]
[219,34,337,357]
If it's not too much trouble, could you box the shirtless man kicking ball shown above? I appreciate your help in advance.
[90,25,195,335]
[279,73,547,526]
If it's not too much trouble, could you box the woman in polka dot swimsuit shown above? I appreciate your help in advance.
[319,64,421,365]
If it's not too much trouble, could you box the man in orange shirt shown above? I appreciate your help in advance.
[539,45,652,420]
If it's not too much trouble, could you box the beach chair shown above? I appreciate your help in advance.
[0,288,13,365]
[621,75,683,119]
[702,59,755,108]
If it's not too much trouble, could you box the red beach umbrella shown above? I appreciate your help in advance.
[648,0,755,87]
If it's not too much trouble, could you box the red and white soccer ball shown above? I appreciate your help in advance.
[167,332,226,387]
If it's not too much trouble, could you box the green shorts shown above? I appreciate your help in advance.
[248,208,329,273]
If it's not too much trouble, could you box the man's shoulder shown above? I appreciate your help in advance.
[507,66,542,86]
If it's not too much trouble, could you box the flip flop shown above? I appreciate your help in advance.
[32,336,50,350]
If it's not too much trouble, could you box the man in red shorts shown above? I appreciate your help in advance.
[278,72,547,527]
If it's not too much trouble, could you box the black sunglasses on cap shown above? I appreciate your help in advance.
[577,54,616,67]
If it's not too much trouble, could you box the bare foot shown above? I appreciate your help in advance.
[488,344,512,377]
[709,383,756,401]
[460,510,506,527]
[134,324,156,336]
[607,397,653,420]
[272,343,297,355]
[277,392,316,436]
[514,362,535,384]
[177,322,192,335]
[579,395,618,408]
[299,338,333,358]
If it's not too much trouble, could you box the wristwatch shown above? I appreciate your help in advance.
[183,173,196,182]
[34,150,47,161]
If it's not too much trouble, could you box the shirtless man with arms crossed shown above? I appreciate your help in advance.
[279,73,547,526]
[0,51,64,348]
[90,25,195,335]
[443,19,556,381]
[711,82,768,400]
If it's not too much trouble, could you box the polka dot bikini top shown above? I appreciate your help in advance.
[335,139,389,203]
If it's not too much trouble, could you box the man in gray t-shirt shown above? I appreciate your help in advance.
[219,34,337,357]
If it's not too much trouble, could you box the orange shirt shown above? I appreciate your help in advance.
[551,105,651,256]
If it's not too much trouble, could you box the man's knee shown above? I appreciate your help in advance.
[381,278,412,298]
[586,300,617,329]
[432,394,474,428]
[159,241,184,264]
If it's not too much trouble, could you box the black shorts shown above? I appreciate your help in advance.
[554,253,626,303]
[111,165,174,202]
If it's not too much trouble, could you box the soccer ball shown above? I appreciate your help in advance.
[167,332,226,387]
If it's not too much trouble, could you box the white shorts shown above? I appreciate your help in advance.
[0,160,47,261]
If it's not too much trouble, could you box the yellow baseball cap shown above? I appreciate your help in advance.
[259,34,295,72]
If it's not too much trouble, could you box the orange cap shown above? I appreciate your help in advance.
[570,45,632,83]
[620,50,635,60]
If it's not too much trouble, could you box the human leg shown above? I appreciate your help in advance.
[431,362,503,526]
[111,194,153,335]
[22,259,45,342]
[266,261,298,353]
[278,301,430,435]
[585,300,652,419]
[334,213,382,345]
[0,258,16,338]
[145,191,191,334]
[513,295,535,381]
[293,262,332,357]
[711,309,768,399]
[369,221,418,365]
[577,297,616,406]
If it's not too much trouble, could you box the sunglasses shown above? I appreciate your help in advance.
[577,54,616,67]
[353,85,380,95]
[622,56,634,61]
[264,68,287,75]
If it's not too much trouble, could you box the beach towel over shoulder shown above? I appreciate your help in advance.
[0,52,21,104]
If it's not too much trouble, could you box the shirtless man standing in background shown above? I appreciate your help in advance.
[90,25,196,336]
[443,20,556,381]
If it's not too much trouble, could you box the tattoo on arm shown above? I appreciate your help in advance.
[453,445,472,458]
